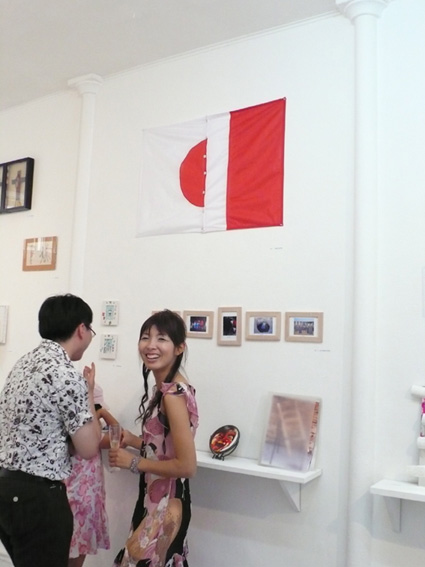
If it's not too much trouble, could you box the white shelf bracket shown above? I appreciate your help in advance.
[383,496,401,532]
[279,481,301,511]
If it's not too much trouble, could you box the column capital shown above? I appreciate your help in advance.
[336,0,392,21]
[68,73,103,96]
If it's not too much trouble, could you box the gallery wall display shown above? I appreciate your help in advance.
[217,307,242,346]
[22,236,58,271]
[0,157,34,213]
[144,307,324,345]
[259,393,321,472]
[245,311,281,341]
[183,310,214,339]
[284,312,324,343]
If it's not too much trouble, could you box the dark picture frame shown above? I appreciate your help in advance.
[0,157,34,213]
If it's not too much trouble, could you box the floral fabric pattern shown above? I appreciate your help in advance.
[65,453,110,557]
[114,382,198,567]
[0,339,92,480]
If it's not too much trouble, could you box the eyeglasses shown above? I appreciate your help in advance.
[85,324,96,337]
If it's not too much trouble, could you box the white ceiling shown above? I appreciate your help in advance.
[0,0,338,112]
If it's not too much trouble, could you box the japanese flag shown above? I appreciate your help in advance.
[137,98,285,236]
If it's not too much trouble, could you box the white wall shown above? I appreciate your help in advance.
[1,1,425,566]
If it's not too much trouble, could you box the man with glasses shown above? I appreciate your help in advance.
[0,293,102,567]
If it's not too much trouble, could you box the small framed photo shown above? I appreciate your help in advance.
[217,307,242,346]
[260,393,321,472]
[22,236,58,271]
[101,301,119,326]
[285,312,323,343]
[0,157,34,213]
[183,310,214,339]
[100,334,118,359]
[245,311,281,341]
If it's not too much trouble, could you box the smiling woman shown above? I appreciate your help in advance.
[108,309,199,567]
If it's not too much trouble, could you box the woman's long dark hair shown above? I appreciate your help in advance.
[137,309,187,426]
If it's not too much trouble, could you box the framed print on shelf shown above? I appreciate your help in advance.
[259,392,321,472]
[0,157,34,213]
[22,236,58,271]
[245,311,281,341]
[217,307,242,346]
[285,312,323,343]
[183,310,214,339]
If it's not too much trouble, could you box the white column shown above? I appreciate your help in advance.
[336,1,392,565]
[67,73,103,296]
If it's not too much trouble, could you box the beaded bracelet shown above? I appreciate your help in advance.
[129,456,141,474]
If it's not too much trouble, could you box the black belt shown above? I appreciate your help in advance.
[0,467,63,486]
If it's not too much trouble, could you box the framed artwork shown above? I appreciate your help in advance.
[285,312,323,343]
[217,307,242,346]
[183,310,214,339]
[101,300,119,326]
[260,393,321,472]
[0,165,3,209]
[100,334,118,359]
[22,236,58,271]
[0,157,34,213]
[245,311,281,341]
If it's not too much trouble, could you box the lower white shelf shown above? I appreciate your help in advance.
[196,450,322,511]
[370,479,425,532]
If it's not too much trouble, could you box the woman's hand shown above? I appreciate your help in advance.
[83,362,96,392]
[121,429,142,450]
[109,447,135,470]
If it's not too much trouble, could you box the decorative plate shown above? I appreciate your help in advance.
[209,425,240,460]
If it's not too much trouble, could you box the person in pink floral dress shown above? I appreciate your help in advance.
[65,385,119,567]
[109,310,198,567]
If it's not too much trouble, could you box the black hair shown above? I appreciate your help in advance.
[137,309,187,425]
[38,293,93,342]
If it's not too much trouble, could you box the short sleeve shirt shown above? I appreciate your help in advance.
[0,339,93,480]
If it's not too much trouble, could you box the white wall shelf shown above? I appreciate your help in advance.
[370,479,425,532]
[196,450,322,511]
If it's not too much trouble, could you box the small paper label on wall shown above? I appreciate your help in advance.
[0,306,8,344]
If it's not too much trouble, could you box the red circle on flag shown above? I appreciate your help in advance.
[179,139,206,207]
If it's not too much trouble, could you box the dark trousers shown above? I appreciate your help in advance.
[0,473,73,567]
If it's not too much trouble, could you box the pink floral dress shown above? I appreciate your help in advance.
[114,382,198,567]
[65,452,110,557]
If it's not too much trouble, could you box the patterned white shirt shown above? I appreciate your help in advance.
[0,339,93,480]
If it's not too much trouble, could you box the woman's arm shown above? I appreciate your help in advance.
[121,429,143,451]
[96,407,120,449]
[109,394,196,478]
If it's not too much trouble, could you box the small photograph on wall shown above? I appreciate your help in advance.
[245,311,281,341]
[260,393,321,472]
[285,312,323,343]
[217,307,242,346]
[183,310,214,339]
